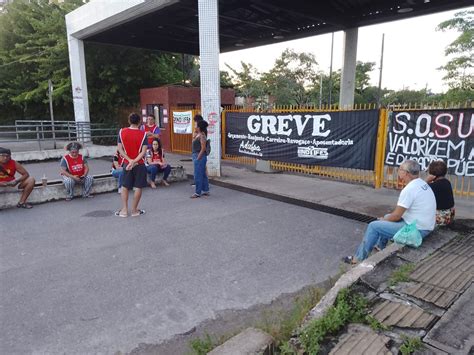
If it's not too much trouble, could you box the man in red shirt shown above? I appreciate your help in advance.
[0,147,35,208]
[141,114,161,149]
[116,113,148,217]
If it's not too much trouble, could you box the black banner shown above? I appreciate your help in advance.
[225,110,380,170]
[384,109,474,176]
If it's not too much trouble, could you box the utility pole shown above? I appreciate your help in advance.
[328,32,334,107]
[319,75,323,108]
[48,79,56,149]
[377,34,385,107]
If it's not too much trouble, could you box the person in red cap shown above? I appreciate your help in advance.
[0,147,35,208]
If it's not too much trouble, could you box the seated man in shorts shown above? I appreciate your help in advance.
[0,147,35,208]
[116,113,148,217]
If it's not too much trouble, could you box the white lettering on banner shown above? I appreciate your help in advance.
[297,147,329,159]
[247,114,331,137]
[238,140,263,156]
[385,111,474,176]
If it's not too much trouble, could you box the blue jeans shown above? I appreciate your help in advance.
[147,164,171,182]
[192,152,209,195]
[354,219,431,261]
[111,168,124,188]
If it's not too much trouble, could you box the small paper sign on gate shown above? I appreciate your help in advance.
[173,111,193,134]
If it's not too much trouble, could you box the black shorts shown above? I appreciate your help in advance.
[122,164,147,189]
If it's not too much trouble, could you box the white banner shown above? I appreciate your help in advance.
[173,111,193,134]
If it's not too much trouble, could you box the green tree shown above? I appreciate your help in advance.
[437,10,473,91]
[0,0,192,124]
[262,49,318,106]
[0,0,83,122]
[225,62,266,108]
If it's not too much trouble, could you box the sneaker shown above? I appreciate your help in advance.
[118,187,122,194]
[342,256,357,265]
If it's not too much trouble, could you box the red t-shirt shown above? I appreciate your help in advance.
[63,154,85,177]
[119,127,147,165]
[142,124,160,147]
[0,159,16,182]
[150,150,164,163]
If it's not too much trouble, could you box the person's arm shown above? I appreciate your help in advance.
[126,145,148,170]
[117,143,132,166]
[82,162,89,177]
[197,135,206,160]
[4,162,29,186]
[60,160,80,181]
[380,205,407,222]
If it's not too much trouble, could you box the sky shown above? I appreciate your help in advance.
[219,8,472,93]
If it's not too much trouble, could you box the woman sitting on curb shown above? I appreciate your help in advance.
[146,139,171,188]
[60,142,94,201]
[426,160,455,226]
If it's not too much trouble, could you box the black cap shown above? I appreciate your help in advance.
[0,147,11,155]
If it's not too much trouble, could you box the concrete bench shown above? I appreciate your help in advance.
[0,166,187,209]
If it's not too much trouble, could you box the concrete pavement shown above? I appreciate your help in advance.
[0,182,366,354]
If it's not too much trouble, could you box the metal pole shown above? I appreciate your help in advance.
[328,32,334,106]
[377,34,385,107]
[48,79,56,149]
[319,75,323,108]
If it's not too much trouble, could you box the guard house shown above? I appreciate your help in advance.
[140,86,235,152]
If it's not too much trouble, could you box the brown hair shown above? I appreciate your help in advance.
[428,160,448,177]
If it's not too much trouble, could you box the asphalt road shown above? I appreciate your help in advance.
[0,182,365,354]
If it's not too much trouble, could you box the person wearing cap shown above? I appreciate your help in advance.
[0,147,35,208]
[60,142,94,201]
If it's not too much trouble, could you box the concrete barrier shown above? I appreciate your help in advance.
[0,166,187,209]
[11,145,116,162]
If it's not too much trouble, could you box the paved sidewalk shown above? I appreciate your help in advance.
[164,153,473,220]
[330,225,473,354]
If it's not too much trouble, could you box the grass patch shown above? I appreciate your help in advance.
[365,315,390,331]
[189,334,214,355]
[388,263,415,286]
[259,286,324,346]
[294,288,369,354]
[399,335,423,354]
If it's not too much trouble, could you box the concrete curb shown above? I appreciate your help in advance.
[0,166,187,209]
[301,243,403,328]
[11,145,116,162]
[208,328,274,355]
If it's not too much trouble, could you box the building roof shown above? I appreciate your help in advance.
[81,0,472,55]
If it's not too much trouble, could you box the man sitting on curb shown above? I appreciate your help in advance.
[0,147,35,208]
[60,142,94,201]
[343,160,436,265]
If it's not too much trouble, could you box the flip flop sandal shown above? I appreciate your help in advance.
[114,211,127,218]
[17,202,33,209]
[131,209,146,217]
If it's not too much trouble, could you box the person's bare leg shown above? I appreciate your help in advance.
[131,188,142,214]
[120,187,129,215]
[18,176,35,204]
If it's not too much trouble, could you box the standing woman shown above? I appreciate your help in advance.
[191,120,209,198]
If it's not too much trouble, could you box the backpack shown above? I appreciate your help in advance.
[205,139,211,156]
